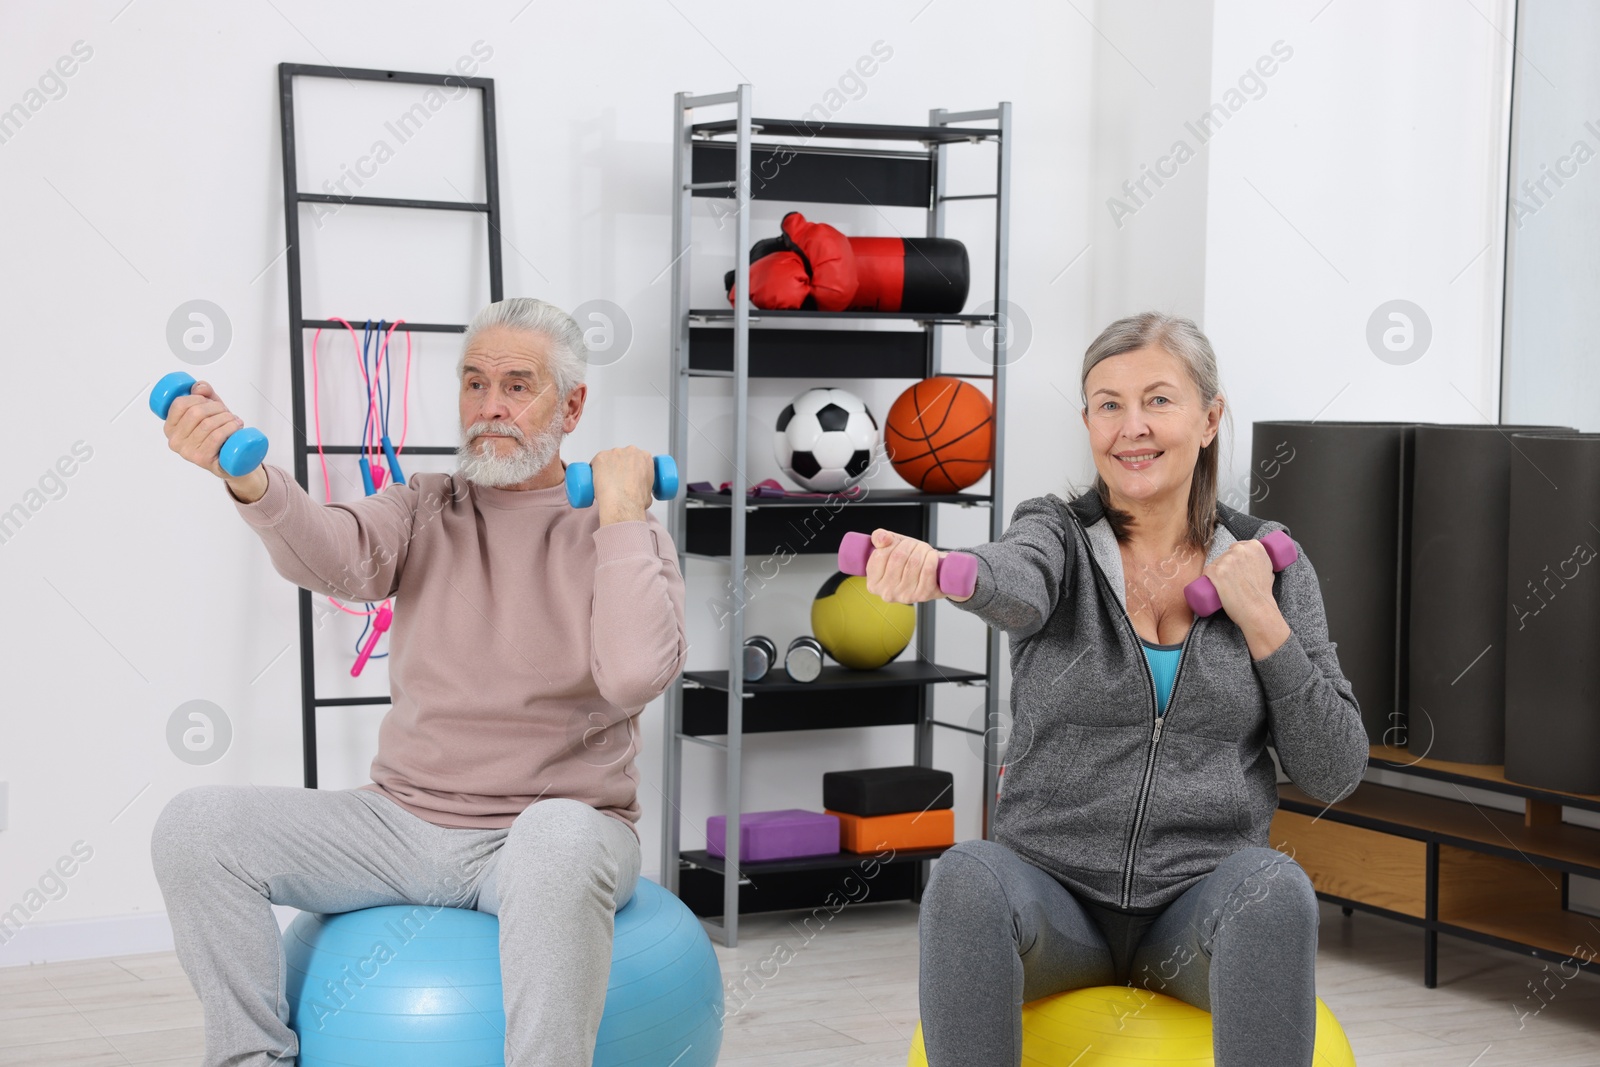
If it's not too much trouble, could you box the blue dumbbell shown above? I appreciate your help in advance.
[565,455,679,508]
[150,371,269,478]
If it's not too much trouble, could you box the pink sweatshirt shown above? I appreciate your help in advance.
[230,462,688,841]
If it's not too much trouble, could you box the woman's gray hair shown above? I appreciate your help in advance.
[1072,311,1232,552]
[456,297,587,400]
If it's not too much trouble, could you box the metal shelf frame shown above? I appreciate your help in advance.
[661,84,1012,946]
[276,61,504,787]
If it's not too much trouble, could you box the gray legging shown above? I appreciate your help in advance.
[150,784,641,1067]
[919,839,1319,1067]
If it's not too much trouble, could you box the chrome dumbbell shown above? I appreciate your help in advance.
[742,635,779,681]
[741,635,823,683]
[783,636,823,683]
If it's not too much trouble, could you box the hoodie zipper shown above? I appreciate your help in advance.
[1117,618,1197,907]
[1065,507,1199,909]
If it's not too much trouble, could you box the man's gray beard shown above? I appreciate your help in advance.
[457,413,564,488]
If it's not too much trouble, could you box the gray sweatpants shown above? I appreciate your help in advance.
[150,784,641,1067]
[918,839,1319,1067]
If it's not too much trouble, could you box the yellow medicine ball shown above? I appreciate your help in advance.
[811,572,915,670]
[906,985,1356,1066]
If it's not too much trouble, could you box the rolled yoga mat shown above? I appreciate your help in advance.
[1251,421,1425,746]
[1408,424,1574,764]
[1504,432,1600,794]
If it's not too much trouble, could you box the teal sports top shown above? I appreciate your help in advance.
[1140,638,1183,716]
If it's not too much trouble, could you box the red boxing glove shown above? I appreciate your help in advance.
[743,250,811,309]
[779,212,857,311]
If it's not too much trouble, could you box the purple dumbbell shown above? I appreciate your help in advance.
[1183,530,1298,617]
[837,531,979,600]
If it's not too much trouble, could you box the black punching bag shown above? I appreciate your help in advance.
[1408,424,1573,764]
[1251,422,1424,746]
[1504,432,1600,793]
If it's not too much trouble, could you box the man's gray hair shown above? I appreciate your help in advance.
[457,297,587,400]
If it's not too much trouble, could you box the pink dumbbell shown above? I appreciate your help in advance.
[1183,530,1298,617]
[837,531,979,600]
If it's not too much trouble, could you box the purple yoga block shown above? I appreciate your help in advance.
[706,809,840,861]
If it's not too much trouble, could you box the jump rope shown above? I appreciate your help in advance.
[309,317,414,677]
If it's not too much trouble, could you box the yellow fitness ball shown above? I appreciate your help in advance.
[811,572,915,670]
[906,985,1356,1066]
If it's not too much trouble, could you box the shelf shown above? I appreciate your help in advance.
[683,660,984,737]
[689,325,932,379]
[1438,908,1600,959]
[680,844,952,877]
[689,308,994,324]
[686,497,955,556]
[687,659,983,693]
[1278,782,1600,877]
[1367,744,1600,814]
[691,139,932,208]
[691,118,999,143]
[687,488,988,508]
[1432,843,1590,961]
[1276,752,1600,986]
[676,847,940,918]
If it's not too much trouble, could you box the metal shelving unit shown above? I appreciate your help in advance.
[660,85,1012,946]
[276,62,503,787]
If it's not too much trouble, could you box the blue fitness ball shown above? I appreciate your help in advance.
[282,877,723,1067]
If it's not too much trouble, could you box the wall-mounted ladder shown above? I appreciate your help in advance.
[275,61,504,787]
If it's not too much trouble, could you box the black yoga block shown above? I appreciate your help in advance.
[822,766,954,817]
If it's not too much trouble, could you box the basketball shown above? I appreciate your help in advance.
[884,376,994,493]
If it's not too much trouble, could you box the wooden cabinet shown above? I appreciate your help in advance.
[1272,745,1600,987]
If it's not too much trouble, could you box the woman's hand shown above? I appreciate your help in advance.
[1201,539,1291,657]
[864,529,959,604]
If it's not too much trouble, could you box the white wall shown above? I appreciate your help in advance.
[0,0,1090,964]
[0,0,1524,966]
[1090,0,1216,326]
[1202,0,1514,487]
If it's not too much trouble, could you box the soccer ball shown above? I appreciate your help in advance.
[774,387,880,492]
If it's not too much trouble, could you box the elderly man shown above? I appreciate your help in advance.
[150,297,687,1067]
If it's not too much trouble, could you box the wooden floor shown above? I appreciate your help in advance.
[2,902,1598,1065]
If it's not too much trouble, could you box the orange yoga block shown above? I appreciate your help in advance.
[826,808,955,853]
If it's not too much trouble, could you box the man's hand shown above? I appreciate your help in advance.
[161,379,268,503]
[590,446,654,526]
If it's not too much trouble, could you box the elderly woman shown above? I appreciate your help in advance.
[866,311,1367,1066]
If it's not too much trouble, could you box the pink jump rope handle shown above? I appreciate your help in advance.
[837,531,979,600]
[350,603,394,678]
[1182,530,1298,617]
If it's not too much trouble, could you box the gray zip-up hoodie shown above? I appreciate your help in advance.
[955,489,1369,913]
